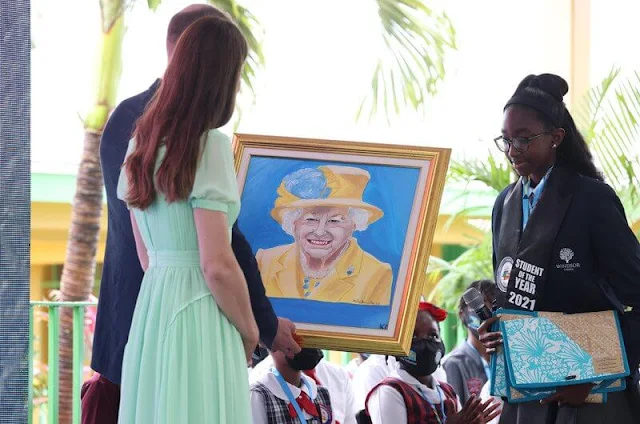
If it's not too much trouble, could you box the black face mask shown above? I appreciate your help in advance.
[252,346,270,368]
[398,338,445,377]
[286,348,324,371]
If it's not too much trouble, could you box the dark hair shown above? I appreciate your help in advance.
[458,279,498,317]
[166,4,229,53]
[125,16,248,209]
[505,74,604,181]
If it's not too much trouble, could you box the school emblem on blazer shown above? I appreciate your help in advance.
[318,403,331,424]
[559,248,574,263]
[556,247,581,271]
[497,257,513,292]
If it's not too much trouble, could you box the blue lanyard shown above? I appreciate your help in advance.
[272,368,312,423]
[418,385,446,424]
[466,341,491,383]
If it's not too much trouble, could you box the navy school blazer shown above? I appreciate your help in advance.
[90,80,278,385]
[491,167,640,371]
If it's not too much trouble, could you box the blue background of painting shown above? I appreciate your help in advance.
[237,156,421,329]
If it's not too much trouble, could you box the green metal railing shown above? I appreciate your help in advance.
[29,301,97,424]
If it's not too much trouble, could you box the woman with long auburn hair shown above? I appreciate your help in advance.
[116,16,258,423]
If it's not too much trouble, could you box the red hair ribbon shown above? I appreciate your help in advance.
[419,302,448,322]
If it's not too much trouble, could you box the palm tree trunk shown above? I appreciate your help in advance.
[59,130,104,422]
[58,5,124,421]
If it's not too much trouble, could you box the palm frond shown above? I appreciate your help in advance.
[575,67,640,199]
[209,0,264,100]
[426,234,494,311]
[619,186,640,224]
[358,0,456,122]
[574,67,620,138]
[147,0,161,11]
[146,0,264,123]
[447,153,513,192]
[442,204,491,231]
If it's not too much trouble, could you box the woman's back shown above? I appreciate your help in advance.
[116,129,251,424]
[122,129,240,253]
[115,13,256,423]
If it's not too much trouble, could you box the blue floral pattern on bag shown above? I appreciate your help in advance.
[503,317,593,385]
[492,346,507,397]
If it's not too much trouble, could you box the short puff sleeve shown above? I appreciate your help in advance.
[189,130,240,218]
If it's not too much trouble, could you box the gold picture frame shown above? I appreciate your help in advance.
[233,133,450,356]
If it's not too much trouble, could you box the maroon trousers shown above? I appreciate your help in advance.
[80,373,120,424]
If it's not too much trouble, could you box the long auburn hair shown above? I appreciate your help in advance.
[125,16,247,209]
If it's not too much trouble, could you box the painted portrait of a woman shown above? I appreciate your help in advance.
[256,165,393,305]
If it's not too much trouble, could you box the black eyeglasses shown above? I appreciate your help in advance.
[494,131,552,153]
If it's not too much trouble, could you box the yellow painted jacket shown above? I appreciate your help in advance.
[256,238,393,305]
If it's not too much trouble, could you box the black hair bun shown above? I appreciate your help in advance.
[515,73,568,102]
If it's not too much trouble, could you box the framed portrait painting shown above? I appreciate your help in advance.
[233,134,451,356]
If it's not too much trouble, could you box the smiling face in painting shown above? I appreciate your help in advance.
[293,206,355,261]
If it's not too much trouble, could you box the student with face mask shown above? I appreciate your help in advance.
[351,309,448,412]
[443,280,498,404]
[361,302,501,424]
[250,347,357,424]
[251,348,335,424]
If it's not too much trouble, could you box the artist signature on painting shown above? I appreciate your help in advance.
[353,299,381,305]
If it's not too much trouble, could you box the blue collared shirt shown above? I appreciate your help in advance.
[522,166,553,230]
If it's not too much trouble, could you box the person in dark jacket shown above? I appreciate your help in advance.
[81,5,300,424]
[479,73,640,423]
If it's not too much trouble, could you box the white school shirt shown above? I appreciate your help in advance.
[250,357,356,424]
[351,355,392,412]
[344,357,363,379]
[367,369,461,424]
[251,370,321,424]
[351,355,447,412]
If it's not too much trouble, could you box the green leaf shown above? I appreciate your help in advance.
[576,67,640,200]
[427,234,494,311]
[425,154,510,307]
[208,0,264,100]
[147,0,161,11]
[360,0,456,122]
[448,154,513,192]
[357,63,382,121]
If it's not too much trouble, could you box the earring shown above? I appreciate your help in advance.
[552,144,557,148]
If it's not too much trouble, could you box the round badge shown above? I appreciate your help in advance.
[466,377,484,396]
[319,404,330,424]
[496,256,513,293]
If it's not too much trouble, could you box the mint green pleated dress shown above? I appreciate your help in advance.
[116,129,251,424]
